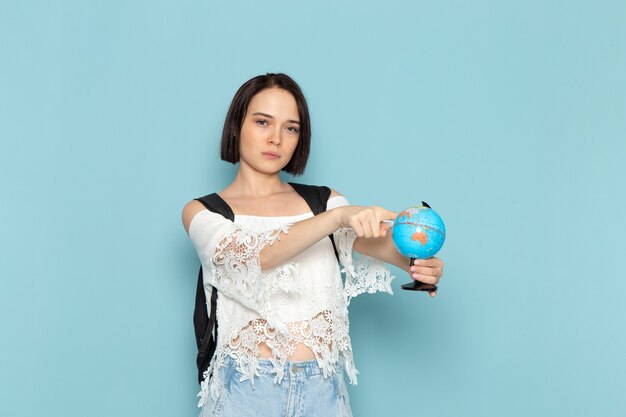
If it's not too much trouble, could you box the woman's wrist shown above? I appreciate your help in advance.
[328,206,347,230]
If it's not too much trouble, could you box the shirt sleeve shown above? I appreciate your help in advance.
[187,209,293,327]
[326,195,395,305]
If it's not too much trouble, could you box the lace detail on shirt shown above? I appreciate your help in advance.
[197,310,359,407]
[209,223,296,332]
[229,310,348,380]
[334,227,395,304]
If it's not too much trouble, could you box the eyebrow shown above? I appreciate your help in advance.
[252,112,300,125]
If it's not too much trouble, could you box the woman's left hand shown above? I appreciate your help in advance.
[409,257,444,298]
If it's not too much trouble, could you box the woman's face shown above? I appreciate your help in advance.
[239,88,300,175]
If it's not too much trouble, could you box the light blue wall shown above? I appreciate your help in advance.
[2,1,625,416]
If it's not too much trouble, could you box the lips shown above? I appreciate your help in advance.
[262,152,280,159]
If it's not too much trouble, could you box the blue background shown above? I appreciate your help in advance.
[1,1,625,416]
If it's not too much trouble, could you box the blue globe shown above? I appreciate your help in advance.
[391,204,446,259]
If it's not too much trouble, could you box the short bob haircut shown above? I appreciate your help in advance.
[220,73,311,176]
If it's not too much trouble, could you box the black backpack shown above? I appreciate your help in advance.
[192,182,340,384]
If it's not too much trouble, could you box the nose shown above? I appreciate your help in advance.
[268,127,282,147]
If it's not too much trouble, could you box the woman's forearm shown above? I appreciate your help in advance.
[259,208,342,270]
[259,204,397,271]
[353,234,411,272]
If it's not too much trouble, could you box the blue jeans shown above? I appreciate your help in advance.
[199,356,353,417]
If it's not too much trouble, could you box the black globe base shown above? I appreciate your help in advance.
[401,281,438,291]
[402,257,438,292]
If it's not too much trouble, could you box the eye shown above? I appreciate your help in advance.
[286,126,300,134]
[255,119,269,126]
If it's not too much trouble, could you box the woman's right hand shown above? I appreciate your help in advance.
[335,206,397,238]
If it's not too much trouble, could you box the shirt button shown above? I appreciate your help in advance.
[291,364,298,373]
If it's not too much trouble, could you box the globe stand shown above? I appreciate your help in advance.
[401,257,438,292]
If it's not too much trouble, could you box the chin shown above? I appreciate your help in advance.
[256,162,289,175]
[241,156,292,175]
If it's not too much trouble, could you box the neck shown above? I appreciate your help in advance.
[228,162,288,198]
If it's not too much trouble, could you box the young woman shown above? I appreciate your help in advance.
[182,73,444,417]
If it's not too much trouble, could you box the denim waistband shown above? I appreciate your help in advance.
[223,355,344,378]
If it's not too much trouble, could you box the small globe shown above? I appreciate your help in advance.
[391,204,446,259]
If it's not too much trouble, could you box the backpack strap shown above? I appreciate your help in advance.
[288,182,339,261]
[192,193,234,384]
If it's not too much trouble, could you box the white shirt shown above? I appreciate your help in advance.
[188,195,394,407]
